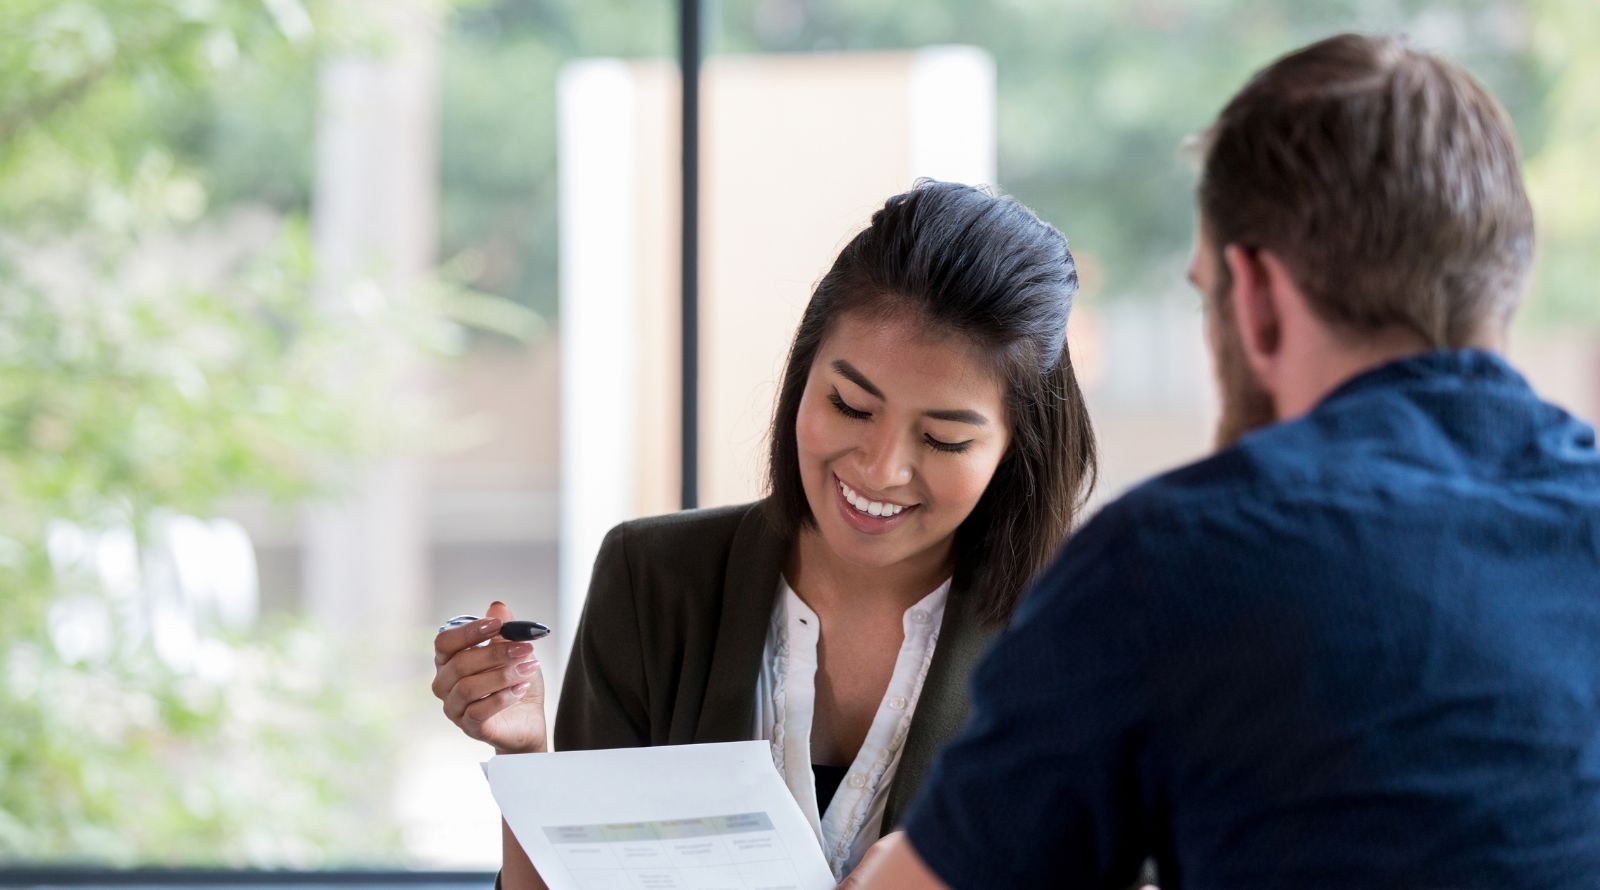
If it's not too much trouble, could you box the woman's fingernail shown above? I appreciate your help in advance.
[510,682,530,695]
[515,660,539,675]
[490,601,506,608]
[506,643,532,658]
[478,618,501,634]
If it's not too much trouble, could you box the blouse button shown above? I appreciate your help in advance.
[889,696,908,711]
[910,611,928,624]
[847,773,867,789]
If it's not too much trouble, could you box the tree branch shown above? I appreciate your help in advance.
[0,24,195,148]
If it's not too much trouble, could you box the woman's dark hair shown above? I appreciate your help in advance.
[765,180,1097,625]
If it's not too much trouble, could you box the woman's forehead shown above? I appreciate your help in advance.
[818,313,1005,405]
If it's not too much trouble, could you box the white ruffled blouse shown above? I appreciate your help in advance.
[752,576,950,879]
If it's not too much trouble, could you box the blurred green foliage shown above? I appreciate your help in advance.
[0,0,450,866]
[713,0,1597,323]
[56,1,1581,325]
[1523,0,1600,324]
[438,0,670,317]
[424,0,1600,324]
[130,0,1594,324]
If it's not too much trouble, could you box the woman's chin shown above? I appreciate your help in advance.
[814,512,916,567]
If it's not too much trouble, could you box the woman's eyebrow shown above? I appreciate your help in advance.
[925,408,988,426]
[831,359,884,399]
[832,359,990,426]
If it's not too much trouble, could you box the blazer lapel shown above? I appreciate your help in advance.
[882,576,998,829]
[693,502,790,743]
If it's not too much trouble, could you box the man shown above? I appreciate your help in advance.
[844,33,1600,889]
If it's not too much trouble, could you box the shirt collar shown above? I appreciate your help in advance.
[1316,348,1529,411]
[777,576,952,629]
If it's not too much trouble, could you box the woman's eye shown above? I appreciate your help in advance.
[924,434,973,454]
[828,391,870,420]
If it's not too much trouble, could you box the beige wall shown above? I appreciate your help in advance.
[698,54,925,508]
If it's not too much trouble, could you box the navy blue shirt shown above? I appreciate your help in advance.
[905,351,1600,889]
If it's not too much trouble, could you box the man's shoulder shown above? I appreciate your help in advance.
[1051,421,1336,596]
[1104,428,1309,524]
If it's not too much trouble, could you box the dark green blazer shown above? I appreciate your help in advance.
[552,500,997,829]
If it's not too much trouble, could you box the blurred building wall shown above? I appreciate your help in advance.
[304,0,440,673]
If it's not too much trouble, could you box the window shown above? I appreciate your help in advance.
[2,0,1594,877]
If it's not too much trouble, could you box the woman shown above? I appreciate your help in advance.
[431,180,1097,887]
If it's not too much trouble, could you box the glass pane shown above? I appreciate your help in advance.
[4,0,1596,875]
[0,0,668,871]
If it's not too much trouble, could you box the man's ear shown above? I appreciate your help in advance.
[1222,243,1282,380]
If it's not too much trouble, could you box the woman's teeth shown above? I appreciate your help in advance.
[839,480,907,517]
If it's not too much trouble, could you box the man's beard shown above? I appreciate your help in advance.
[1208,280,1277,450]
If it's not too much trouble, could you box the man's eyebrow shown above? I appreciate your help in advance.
[833,360,989,426]
[831,360,884,400]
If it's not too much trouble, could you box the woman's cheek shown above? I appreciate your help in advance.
[793,402,831,461]
[947,456,1003,517]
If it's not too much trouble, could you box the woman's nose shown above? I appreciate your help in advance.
[858,426,914,490]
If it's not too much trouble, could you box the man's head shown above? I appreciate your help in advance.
[1190,33,1535,447]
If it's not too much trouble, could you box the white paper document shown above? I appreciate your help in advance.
[484,741,835,890]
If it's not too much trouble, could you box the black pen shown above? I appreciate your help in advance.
[437,614,552,642]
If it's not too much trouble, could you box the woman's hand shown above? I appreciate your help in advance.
[432,600,548,755]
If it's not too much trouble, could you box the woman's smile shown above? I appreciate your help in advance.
[834,473,919,535]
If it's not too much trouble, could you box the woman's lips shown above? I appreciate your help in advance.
[833,474,917,535]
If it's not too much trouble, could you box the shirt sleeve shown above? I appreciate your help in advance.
[552,522,652,751]
[902,501,1158,890]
